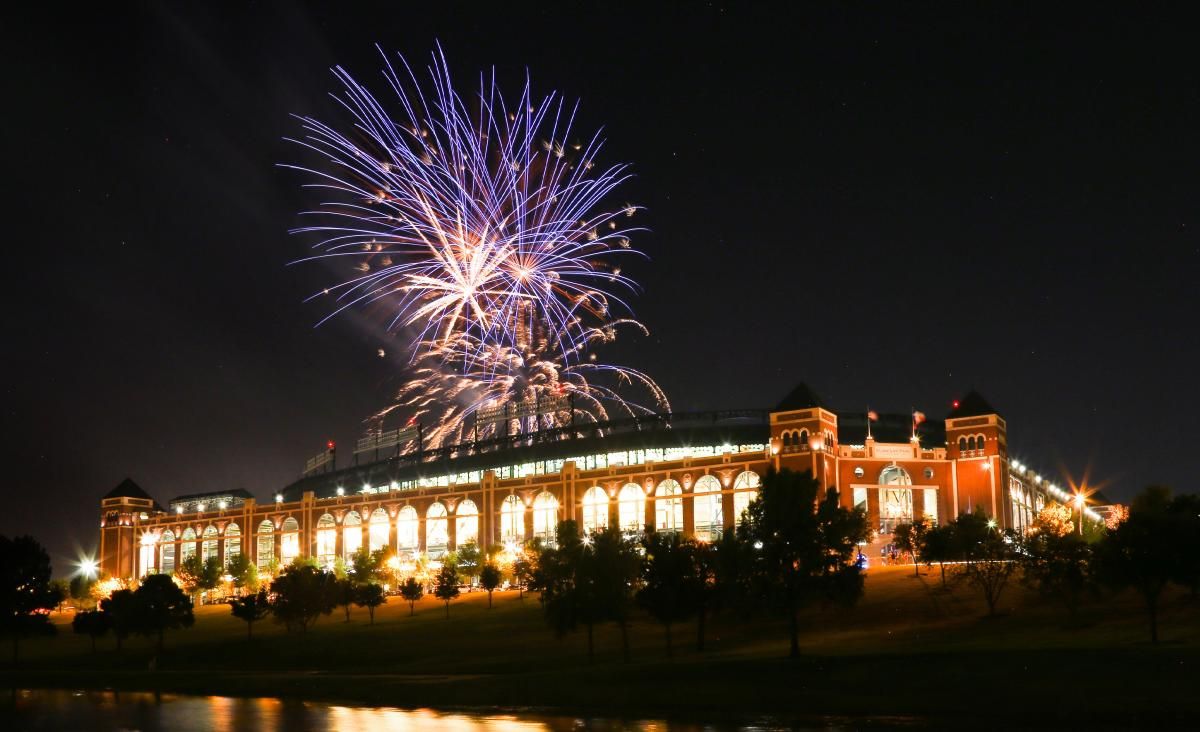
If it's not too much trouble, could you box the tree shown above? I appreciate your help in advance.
[584,525,641,662]
[399,577,424,616]
[229,590,271,640]
[0,535,61,661]
[1167,493,1200,597]
[1093,487,1181,643]
[1020,529,1094,616]
[225,552,257,593]
[512,552,535,600]
[101,588,139,651]
[893,517,931,577]
[270,564,336,633]
[637,531,701,657]
[958,525,1019,617]
[1034,502,1075,538]
[134,574,194,653]
[351,547,388,586]
[433,563,460,618]
[176,555,221,602]
[354,582,386,624]
[919,524,956,588]
[456,541,482,585]
[69,573,97,611]
[71,609,111,653]
[479,562,502,608]
[742,469,869,658]
[334,577,356,622]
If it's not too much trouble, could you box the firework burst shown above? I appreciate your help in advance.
[285,45,668,447]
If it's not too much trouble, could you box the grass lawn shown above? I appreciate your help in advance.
[4,565,1198,726]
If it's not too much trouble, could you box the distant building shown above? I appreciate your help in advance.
[98,384,1102,580]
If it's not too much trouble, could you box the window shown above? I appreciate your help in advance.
[618,483,645,533]
[316,514,337,567]
[426,503,449,558]
[853,487,868,512]
[455,499,479,548]
[655,479,683,532]
[880,487,913,534]
[854,466,865,479]
[397,506,419,553]
[879,464,912,486]
[923,467,935,480]
[533,491,559,544]
[369,508,390,553]
[343,511,362,560]
[732,471,761,526]
[958,436,967,452]
[180,528,196,562]
[223,523,241,568]
[799,430,809,446]
[280,518,300,566]
[500,495,525,543]
[924,488,939,523]
[581,486,609,534]
[692,475,723,541]
[967,436,977,451]
[201,526,219,563]
[139,533,156,578]
[256,520,274,570]
[160,530,176,574]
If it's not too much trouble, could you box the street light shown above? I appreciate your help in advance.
[1074,492,1086,536]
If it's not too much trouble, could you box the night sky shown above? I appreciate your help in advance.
[9,3,1197,575]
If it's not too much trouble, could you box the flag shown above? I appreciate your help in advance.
[867,410,879,421]
[912,410,926,425]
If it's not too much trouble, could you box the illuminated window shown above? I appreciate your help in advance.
[618,483,645,533]
[924,488,939,523]
[280,518,300,566]
[532,491,559,544]
[455,499,479,548]
[879,464,912,486]
[500,495,525,543]
[180,528,196,562]
[426,503,449,557]
[316,513,337,566]
[880,487,913,534]
[139,533,157,578]
[160,530,176,574]
[397,506,419,554]
[853,487,868,512]
[223,523,241,568]
[201,526,219,563]
[732,471,761,526]
[342,511,363,561]
[655,479,683,532]
[256,520,273,570]
[369,508,390,553]
[854,466,865,479]
[581,486,609,534]
[692,475,723,541]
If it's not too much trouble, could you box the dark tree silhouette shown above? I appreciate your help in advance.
[919,524,956,587]
[134,574,194,653]
[334,578,356,622]
[101,589,139,651]
[893,517,931,577]
[959,527,1019,616]
[0,535,60,662]
[270,564,336,633]
[434,563,460,618]
[229,590,271,639]
[637,531,701,657]
[354,582,386,624]
[1020,529,1094,616]
[742,469,869,658]
[512,554,534,600]
[72,609,111,652]
[399,577,424,616]
[479,562,502,608]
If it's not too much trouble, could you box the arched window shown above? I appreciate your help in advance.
[280,518,300,566]
[958,436,967,452]
[369,508,390,553]
[180,527,197,562]
[455,499,479,548]
[782,432,792,447]
[342,511,362,561]
[976,434,986,450]
[655,479,683,532]
[799,429,809,447]
[426,503,449,558]
[139,532,157,578]
[316,513,337,567]
[397,506,419,554]
[159,530,176,575]
[879,464,914,533]
[223,523,241,568]
[581,486,609,534]
[967,436,977,451]
[692,475,723,542]
[201,526,219,563]
[256,520,274,570]
[500,494,525,544]
[618,483,645,533]
[532,491,559,544]
[732,471,761,526]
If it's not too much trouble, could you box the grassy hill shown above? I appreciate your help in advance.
[5,564,1199,726]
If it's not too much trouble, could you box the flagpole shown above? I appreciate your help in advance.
[866,406,872,439]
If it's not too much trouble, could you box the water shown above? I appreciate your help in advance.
[2,689,828,731]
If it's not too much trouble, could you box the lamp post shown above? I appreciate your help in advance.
[1074,492,1085,536]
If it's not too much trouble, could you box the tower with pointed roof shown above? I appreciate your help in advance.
[944,390,1009,523]
[99,478,165,581]
[770,381,839,492]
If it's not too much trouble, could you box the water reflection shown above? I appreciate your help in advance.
[3,689,807,731]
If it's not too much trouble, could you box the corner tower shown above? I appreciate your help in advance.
[944,391,1009,523]
[99,478,163,580]
[771,381,838,492]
